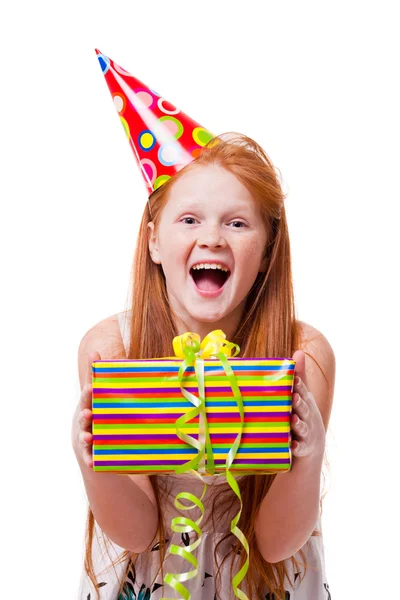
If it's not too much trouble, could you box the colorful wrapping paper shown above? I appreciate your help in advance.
[92,357,295,474]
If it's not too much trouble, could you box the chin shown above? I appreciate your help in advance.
[188,308,228,324]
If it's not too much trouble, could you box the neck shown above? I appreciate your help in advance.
[172,301,246,344]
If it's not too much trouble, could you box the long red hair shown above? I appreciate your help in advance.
[83,133,330,599]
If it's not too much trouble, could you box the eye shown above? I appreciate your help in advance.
[229,221,247,228]
[181,217,198,225]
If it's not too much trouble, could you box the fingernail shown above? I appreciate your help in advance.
[295,377,300,385]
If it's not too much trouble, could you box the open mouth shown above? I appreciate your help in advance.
[190,265,231,292]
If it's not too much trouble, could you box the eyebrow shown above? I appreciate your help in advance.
[173,201,253,214]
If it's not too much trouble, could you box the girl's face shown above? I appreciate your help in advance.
[148,163,268,337]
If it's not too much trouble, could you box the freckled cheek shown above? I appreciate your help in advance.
[159,233,192,271]
[231,238,265,264]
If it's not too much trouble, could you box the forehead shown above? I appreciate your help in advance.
[166,164,257,211]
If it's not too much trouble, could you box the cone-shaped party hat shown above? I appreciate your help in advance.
[95,49,215,197]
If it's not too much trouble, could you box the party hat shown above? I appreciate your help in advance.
[95,49,215,197]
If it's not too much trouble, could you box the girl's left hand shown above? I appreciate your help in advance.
[290,350,326,459]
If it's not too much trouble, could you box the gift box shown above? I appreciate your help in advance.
[92,353,295,474]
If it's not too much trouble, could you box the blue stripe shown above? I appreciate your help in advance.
[93,400,291,408]
[93,447,287,455]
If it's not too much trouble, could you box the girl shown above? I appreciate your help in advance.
[72,132,335,600]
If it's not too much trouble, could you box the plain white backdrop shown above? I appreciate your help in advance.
[1,1,399,598]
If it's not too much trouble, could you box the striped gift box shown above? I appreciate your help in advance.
[92,358,295,474]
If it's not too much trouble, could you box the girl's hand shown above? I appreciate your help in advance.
[290,350,326,460]
[71,351,100,469]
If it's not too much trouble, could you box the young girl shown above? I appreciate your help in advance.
[72,132,335,600]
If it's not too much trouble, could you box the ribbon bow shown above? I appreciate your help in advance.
[161,331,250,600]
[172,329,237,360]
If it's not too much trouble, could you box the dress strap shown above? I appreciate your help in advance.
[117,310,131,357]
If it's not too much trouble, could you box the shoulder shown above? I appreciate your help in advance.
[78,312,127,389]
[297,320,335,362]
[296,320,336,430]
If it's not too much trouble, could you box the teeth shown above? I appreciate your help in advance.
[192,263,229,272]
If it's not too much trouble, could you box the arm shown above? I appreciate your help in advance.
[72,319,158,553]
[254,328,336,563]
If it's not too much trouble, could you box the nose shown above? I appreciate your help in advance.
[196,225,227,249]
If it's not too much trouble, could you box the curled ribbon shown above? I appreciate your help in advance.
[161,330,250,600]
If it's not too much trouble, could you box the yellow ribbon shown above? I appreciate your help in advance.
[161,330,250,600]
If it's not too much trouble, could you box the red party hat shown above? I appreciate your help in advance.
[95,49,215,197]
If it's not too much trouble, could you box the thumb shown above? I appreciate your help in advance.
[292,349,307,387]
[87,351,101,388]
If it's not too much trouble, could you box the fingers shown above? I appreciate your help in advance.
[291,383,309,457]
[72,404,93,468]
[294,376,307,401]
[292,351,307,388]
[80,383,93,411]
[78,408,93,468]
[291,389,308,446]
[75,403,94,467]
[291,411,308,438]
[291,439,304,456]
[290,376,324,459]
[80,350,100,410]
[290,412,307,457]
[294,377,315,405]
[79,408,93,431]
[79,352,100,469]
[79,429,93,468]
[292,392,309,421]
[74,352,101,469]
[79,429,93,446]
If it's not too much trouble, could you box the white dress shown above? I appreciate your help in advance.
[78,311,331,599]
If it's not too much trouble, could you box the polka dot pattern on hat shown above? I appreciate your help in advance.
[95,49,215,196]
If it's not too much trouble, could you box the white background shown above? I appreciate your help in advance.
[1,1,399,598]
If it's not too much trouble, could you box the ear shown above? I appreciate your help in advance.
[147,222,162,265]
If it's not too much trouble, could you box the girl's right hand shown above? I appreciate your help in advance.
[72,351,100,469]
